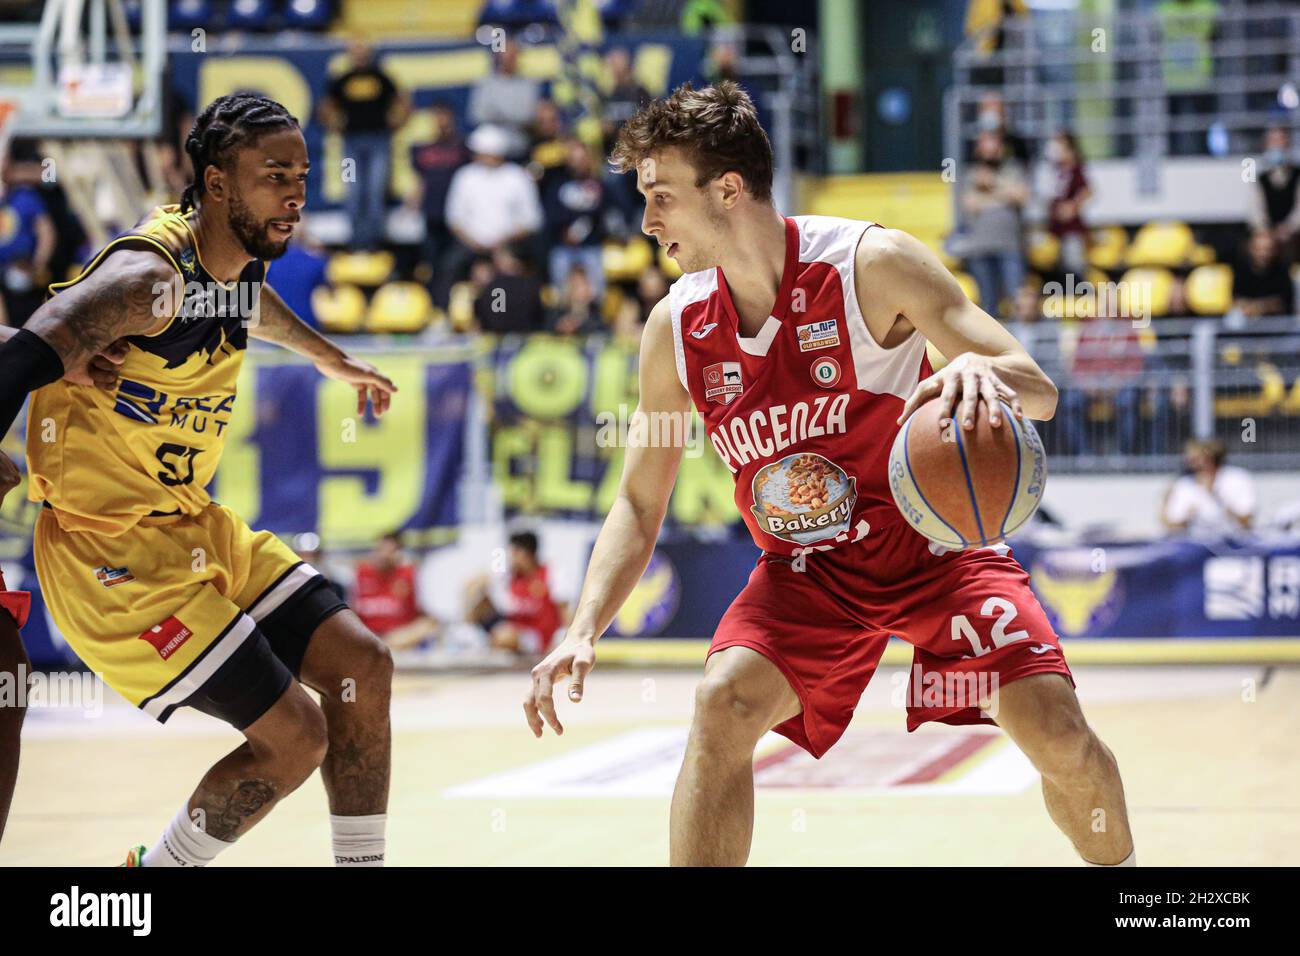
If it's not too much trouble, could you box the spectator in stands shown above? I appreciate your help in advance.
[614,264,669,345]
[473,244,547,334]
[266,212,330,330]
[545,140,610,297]
[1249,125,1300,262]
[599,50,652,236]
[968,92,1030,166]
[529,99,571,201]
[550,264,604,336]
[1045,130,1092,278]
[464,530,562,658]
[1231,230,1295,318]
[1161,438,1255,535]
[1008,281,1046,356]
[960,131,1028,318]
[1059,309,1169,457]
[601,48,651,151]
[320,38,410,250]
[408,101,470,291]
[0,140,55,328]
[468,37,540,160]
[440,124,544,308]
[352,531,440,650]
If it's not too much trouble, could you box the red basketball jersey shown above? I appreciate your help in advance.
[669,215,932,559]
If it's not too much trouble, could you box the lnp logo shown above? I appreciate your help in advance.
[690,323,718,339]
[811,357,841,388]
[703,362,743,404]
[139,616,194,661]
[796,318,839,352]
[95,565,135,589]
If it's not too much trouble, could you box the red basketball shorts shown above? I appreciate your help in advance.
[709,526,1073,758]
[0,565,31,630]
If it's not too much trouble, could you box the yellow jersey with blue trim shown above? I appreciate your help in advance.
[26,204,265,536]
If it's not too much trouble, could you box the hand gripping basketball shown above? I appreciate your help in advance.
[897,352,1024,432]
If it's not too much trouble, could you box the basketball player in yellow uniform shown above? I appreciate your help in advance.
[0,93,396,866]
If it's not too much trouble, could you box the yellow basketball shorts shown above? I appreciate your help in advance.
[34,502,348,728]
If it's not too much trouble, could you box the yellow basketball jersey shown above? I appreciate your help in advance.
[26,204,266,536]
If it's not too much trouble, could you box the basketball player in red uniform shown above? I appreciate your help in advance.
[523,82,1135,867]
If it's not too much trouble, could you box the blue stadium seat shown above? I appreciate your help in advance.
[283,0,331,30]
[170,0,213,31]
[226,0,273,30]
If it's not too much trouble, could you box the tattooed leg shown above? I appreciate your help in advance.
[184,682,327,843]
[299,610,393,816]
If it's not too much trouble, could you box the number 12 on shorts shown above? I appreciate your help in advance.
[950,597,1029,658]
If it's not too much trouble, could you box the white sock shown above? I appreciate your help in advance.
[144,805,235,867]
[1086,847,1136,867]
[331,813,386,867]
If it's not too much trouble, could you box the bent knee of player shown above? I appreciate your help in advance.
[692,672,778,745]
[1022,701,1098,782]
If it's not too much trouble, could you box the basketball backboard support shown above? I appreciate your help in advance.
[0,0,165,140]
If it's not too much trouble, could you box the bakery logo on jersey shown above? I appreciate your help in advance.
[690,323,718,339]
[750,452,859,544]
[796,318,839,352]
[811,356,841,388]
[703,361,744,404]
[94,565,135,589]
[138,616,194,661]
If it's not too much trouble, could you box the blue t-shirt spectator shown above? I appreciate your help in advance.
[267,244,330,330]
[0,186,47,266]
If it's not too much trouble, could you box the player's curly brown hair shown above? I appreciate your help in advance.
[610,81,774,202]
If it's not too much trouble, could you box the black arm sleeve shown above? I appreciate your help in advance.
[0,329,64,438]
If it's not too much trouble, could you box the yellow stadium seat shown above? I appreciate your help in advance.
[448,280,477,332]
[657,245,683,278]
[953,270,980,306]
[602,239,654,283]
[1118,267,1173,318]
[1126,221,1194,268]
[313,284,366,333]
[327,250,395,288]
[367,282,431,334]
[1087,226,1128,271]
[1185,263,1233,316]
[1026,231,1060,273]
[1190,243,1216,266]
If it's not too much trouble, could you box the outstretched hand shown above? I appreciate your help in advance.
[316,354,399,417]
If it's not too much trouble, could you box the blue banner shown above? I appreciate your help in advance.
[609,536,1300,640]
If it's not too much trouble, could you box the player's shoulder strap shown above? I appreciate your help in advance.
[46,204,191,298]
[666,267,720,391]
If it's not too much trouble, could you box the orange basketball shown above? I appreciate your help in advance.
[887,397,1047,548]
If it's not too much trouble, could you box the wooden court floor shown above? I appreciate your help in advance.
[2,664,1296,866]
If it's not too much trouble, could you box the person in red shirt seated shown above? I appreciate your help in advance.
[352,531,439,650]
[466,531,563,658]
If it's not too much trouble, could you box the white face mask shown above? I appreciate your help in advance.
[977,110,1002,131]
[1045,140,1066,163]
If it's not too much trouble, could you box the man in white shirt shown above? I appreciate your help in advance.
[437,124,543,306]
[1161,439,1256,536]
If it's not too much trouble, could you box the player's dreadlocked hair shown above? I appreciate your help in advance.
[180,93,300,213]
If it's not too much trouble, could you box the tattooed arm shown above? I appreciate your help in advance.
[22,248,180,372]
[0,248,181,438]
[253,283,398,417]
